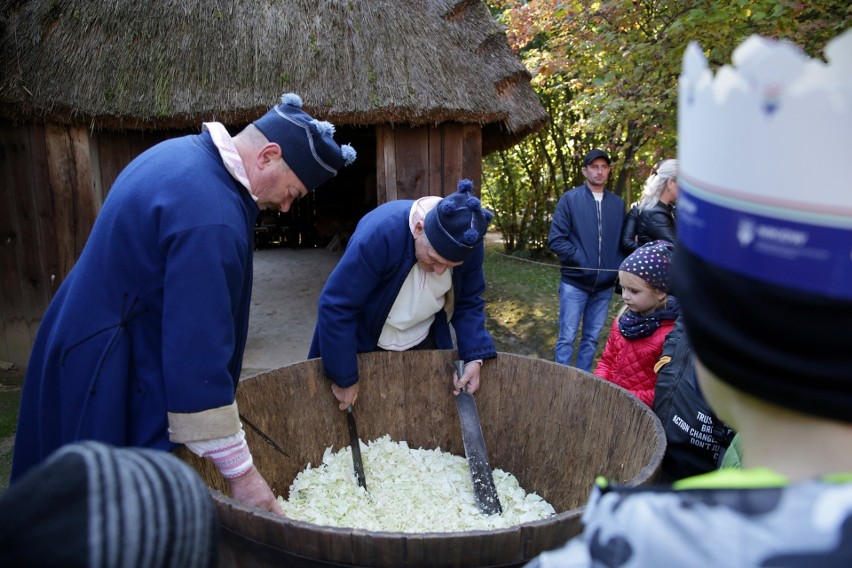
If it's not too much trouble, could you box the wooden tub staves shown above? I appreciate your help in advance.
[179,350,665,567]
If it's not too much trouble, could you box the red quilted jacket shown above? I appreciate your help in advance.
[594,316,676,407]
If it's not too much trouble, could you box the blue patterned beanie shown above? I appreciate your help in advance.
[253,93,356,191]
[424,179,494,263]
[619,240,673,292]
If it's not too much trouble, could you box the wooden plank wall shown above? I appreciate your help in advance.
[0,122,99,366]
[0,122,170,367]
[376,123,483,203]
[0,124,40,366]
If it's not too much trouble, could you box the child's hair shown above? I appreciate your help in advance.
[638,159,678,212]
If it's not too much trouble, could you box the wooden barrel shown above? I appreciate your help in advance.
[179,350,665,567]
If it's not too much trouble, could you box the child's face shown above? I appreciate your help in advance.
[619,271,667,316]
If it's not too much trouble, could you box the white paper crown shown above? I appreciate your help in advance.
[676,29,852,299]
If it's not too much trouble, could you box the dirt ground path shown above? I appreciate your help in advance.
[240,247,342,377]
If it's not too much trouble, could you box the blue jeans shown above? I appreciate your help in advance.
[555,282,613,371]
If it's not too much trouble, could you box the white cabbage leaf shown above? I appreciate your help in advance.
[277,435,556,532]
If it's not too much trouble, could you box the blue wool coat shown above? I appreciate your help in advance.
[308,200,496,386]
[11,132,258,481]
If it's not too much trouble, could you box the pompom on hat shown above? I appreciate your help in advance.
[253,93,356,191]
[673,29,852,423]
[619,240,673,293]
[424,179,494,263]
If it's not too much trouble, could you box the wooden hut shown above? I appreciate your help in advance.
[0,0,547,367]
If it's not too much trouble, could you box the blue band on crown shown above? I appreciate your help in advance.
[677,177,852,300]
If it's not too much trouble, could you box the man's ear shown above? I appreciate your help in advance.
[412,220,424,238]
[257,143,282,168]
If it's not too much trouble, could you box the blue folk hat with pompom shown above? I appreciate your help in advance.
[253,93,356,191]
[424,179,494,263]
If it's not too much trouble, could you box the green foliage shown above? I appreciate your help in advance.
[483,0,849,253]
[481,119,563,256]
[482,76,603,256]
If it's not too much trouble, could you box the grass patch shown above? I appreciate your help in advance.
[0,370,24,437]
[483,236,620,364]
[0,389,22,439]
[0,441,13,493]
[0,369,24,493]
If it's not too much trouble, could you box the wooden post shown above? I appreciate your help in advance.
[375,123,483,205]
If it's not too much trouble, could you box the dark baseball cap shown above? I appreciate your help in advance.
[584,148,611,166]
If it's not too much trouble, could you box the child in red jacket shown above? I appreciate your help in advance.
[594,240,679,406]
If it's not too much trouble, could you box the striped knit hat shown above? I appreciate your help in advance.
[0,441,216,567]
[253,93,356,191]
[424,179,494,263]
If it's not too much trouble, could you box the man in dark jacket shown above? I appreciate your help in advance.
[548,149,625,371]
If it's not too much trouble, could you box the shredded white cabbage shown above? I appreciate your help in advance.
[277,435,555,532]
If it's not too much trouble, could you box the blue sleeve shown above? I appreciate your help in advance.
[452,243,496,362]
[313,230,391,386]
[161,225,249,412]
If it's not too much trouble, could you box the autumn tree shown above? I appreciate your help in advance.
[484,0,849,254]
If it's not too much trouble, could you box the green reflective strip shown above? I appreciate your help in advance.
[824,472,852,484]
[673,468,788,490]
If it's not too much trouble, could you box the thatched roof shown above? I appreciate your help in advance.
[0,0,547,153]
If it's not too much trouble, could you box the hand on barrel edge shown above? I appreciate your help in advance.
[228,465,285,516]
[453,361,482,395]
[332,382,359,411]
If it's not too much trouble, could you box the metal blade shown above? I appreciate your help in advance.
[346,405,367,490]
[240,413,290,457]
[454,361,502,515]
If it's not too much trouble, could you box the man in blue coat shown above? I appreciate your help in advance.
[12,93,355,515]
[548,149,625,371]
[309,179,497,410]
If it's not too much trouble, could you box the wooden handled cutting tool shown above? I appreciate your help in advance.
[454,360,502,515]
[346,405,367,490]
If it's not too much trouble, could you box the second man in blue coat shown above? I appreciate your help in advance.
[309,179,497,410]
